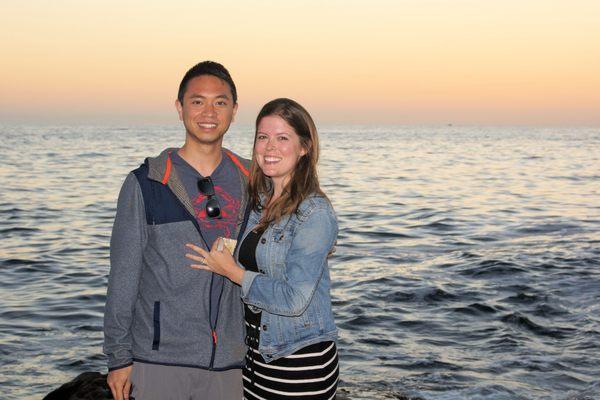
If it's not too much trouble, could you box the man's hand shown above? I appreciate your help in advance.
[107,365,133,400]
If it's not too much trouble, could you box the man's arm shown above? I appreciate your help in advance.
[103,173,147,399]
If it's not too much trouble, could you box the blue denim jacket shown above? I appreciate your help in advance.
[239,194,338,362]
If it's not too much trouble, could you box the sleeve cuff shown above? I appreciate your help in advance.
[241,270,259,299]
[107,349,133,371]
[108,361,133,372]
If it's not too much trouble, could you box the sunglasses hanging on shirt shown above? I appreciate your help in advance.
[197,177,221,218]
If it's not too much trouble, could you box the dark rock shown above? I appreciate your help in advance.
[43,372,111,400]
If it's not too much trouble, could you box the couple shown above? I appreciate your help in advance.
[103,61,339,400]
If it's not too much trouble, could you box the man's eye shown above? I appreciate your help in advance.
[192,100,202,105]
[216,101,227,106]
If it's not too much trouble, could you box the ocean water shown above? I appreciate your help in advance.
[0,125,598,400]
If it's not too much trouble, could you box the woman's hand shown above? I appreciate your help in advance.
[185,238,244,285]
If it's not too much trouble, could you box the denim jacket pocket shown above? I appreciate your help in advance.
[283,304,321,343]
[272,228,285,243]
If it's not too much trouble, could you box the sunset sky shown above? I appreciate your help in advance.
[1,0,599,125]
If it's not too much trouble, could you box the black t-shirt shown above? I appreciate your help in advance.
[239,228,264,343]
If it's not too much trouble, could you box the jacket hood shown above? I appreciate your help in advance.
[146,148,178,183]
[145,147,250,184]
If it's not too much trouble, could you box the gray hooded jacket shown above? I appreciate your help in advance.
[103,148,250,371]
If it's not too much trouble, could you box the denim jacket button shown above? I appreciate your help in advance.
[260,238,266,244]
[262,324,268,331]
[259,269,265,274]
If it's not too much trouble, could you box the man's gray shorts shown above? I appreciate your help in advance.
[130,362,242,400]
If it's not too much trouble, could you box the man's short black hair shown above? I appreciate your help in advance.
[177,61,237,104]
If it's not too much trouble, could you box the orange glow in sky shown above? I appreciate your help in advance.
[1,0,599,125]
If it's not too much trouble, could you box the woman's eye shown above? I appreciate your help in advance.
[257,135,267,140]
[278,136,289,141]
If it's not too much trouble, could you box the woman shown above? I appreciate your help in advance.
[186,98,339,399]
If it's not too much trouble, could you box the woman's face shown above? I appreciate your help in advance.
[254,115,306,189]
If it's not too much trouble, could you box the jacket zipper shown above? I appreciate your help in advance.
[177,205,220,369]
[208,203,252,369]
[162,165,250,370]
[208,274,225,369]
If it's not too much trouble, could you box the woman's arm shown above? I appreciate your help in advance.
[242,206,338,316]
[186,204,338,316]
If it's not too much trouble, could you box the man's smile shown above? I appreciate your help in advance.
[198,122,218,129]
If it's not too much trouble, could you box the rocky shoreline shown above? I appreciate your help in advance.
[44,372,424,400]
[43,373,111,400]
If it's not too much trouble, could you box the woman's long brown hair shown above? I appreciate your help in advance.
[248,98,325,230]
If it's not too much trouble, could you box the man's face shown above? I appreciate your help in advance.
[176,75,238,145]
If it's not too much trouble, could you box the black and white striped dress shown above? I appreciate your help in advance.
[239,229,339,400]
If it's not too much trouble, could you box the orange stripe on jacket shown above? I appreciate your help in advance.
[161,152,173,184]
[224,150,249,177]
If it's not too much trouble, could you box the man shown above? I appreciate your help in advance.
[103,61,250,400]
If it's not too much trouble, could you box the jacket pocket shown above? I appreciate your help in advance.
[146,220,204,289]
[152,301,160,350]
